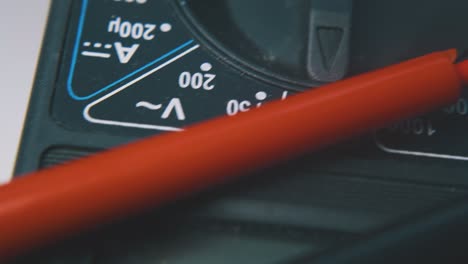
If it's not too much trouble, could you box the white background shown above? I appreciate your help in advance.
[0,1,50,184]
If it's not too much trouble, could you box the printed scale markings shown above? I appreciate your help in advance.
[81,42,113,58]
[83,45,201,132]
[133,62,218,122]
[113,0,147,4]
[68,0,177,100]
[72,1,290,131]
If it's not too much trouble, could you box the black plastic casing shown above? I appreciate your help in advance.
[13,1,468,263]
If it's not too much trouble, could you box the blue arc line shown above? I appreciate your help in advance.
[67,0,195,101]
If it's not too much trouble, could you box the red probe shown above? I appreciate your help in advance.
[0,49,467,260]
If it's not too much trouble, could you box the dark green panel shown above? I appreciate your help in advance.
[13,0,468,263]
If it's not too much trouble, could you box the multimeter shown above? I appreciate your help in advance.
[13,0,468,263]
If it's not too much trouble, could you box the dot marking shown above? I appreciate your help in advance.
[256,92,267,101]
[200,63,213,72]
[160,23,172,33]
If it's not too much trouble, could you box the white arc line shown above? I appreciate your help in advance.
[81,51,111,58]
[83,45,200,132]
[374,135,468,161]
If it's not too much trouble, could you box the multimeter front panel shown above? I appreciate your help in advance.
[14,0,468,263]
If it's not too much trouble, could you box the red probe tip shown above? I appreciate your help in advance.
[456,60,468,85]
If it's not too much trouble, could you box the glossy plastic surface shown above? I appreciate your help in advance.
[0,50,463,260]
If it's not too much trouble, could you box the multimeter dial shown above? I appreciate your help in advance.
[14,0,468,263]
[53,0,468,163]
[178,0,352,87]
[53,0,290,136]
